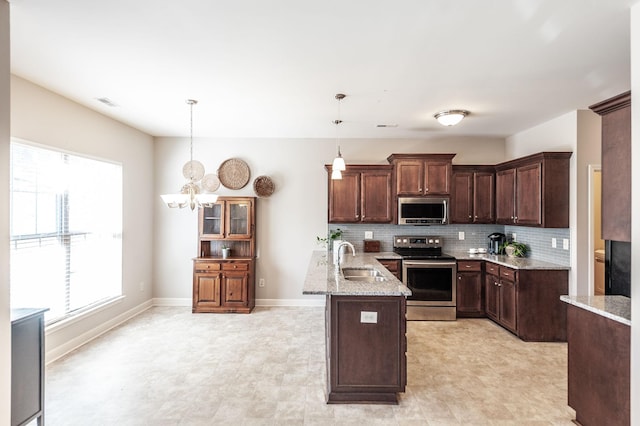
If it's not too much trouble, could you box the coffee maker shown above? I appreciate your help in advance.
[488,232,506,255]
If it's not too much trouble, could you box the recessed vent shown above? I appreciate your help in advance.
[376,124,398,128]
[96,97,119,107]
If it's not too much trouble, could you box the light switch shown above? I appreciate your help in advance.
[365,231,373,239]
[563,239,569,250]
[360,311,378,324]
[458,232,465,240]
[552,238,557,248]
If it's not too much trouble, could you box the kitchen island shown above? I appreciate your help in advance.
[560,295,630,426]
[303,250,411,404]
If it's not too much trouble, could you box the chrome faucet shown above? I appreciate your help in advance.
[335,241,356,265]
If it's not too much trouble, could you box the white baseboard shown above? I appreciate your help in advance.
[152,297,191,306]
[255,298,325,307]
[45,299,153,365]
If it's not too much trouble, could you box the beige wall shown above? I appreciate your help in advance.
[0,1,10,423]
[153,136,506,304]
[10,76,155,361]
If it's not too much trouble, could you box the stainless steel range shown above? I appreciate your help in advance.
[393,235,457,321]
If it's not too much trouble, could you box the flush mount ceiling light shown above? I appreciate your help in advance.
[161,99,218,210]
[331,93,346,180]
[434,109,469,126]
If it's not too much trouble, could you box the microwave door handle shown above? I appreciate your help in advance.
[442,199,447,224]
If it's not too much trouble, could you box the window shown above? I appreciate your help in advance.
[9,140,123,324]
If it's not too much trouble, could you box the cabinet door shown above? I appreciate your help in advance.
[515,163,541,226]
[225,199,253,239]
[395,160,424,196]
[378,259,401,279]
[223,271,249,306]
[193,273,221,309]
[451,172,473,223]
[499,278,517,333]
[456,272,483,315]
[199,202,225,238]
[484,273,499,321]
[473,172,495,223]
[361,170,393,223]
[328,170,360,222]
[495,169,515,224]
[424,161,451,194]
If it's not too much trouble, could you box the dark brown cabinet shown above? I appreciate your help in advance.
[325,295,406,404]
[485,262,567,341]
[495,152,571,228]
[378,259,401,280]
[193,196,256,313]
[387,153,455,196]
[484,263,516,333]
[456,260,484,317]
[326,165,393,223]
[451,166,495,224]
[590,91,631,242]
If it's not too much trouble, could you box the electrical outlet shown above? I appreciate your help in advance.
[512,233,517,242]
[259,278,265,287]
[364,231,373,239]
[563,239,569,250]
[458,231,465,240]
[552,238,557,248]
[360,311,378,324]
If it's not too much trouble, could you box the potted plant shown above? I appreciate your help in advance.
[499,241,528,258]
[221,245,231,259]
[316,228,344,251]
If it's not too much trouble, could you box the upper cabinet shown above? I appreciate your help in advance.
[451,165,495,224]
[495,152,572,228]
[326,165,394,223]
[590,91,631,242]
[387,154,455,196]
[200,198,254,240]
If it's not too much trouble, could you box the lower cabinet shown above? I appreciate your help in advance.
[456,260,484,317]
[325,295,407,404]
[193,259,255,313]
[377,259,401,280]
[484,262,567,341]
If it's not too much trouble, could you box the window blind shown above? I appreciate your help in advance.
[9,141,123,324]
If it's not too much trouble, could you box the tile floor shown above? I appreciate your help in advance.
[42,306,575,425]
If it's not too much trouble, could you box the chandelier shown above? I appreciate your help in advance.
[161,99,218,210]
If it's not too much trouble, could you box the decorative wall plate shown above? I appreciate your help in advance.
[218,158,250,189]
[182,160,205,181]
[253,175,275,198]
[202,173,220,192]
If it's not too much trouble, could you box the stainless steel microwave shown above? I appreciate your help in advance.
[398,197,448,225]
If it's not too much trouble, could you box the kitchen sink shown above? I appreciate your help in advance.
[341,267,386,282]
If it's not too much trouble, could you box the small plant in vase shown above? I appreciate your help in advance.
[316,228,344,251]
[499,241,528,258]
[221,245,231,259]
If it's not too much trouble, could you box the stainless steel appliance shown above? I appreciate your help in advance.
[397,197,448,225]
[393,235,456,320]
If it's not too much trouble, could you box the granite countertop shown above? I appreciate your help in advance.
[448,250,570,270]
[560,295,631,326]
[303,250,411,296]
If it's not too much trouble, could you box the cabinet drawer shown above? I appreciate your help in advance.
[222,262,249,271]
[485,263,499,276]
[378,259,400,272]
[499,267,517,281]
[458,261,482,272]
[194,262,221,272]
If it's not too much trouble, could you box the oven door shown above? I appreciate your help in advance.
[402,260,457,306]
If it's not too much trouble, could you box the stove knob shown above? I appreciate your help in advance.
[434,239,440,244]
[403,239,408,243]
[428,239,434,244]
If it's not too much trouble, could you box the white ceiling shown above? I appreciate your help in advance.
[8,0,636,139]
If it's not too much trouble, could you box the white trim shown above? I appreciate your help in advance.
[45,299,152,364]
[256,298,325,307]
[587,164,602,296]
[151,297,326,307]
[46,295,126,333]
[152,297,191,307]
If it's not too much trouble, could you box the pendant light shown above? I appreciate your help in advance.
[331,93,346,180]
[161,99,218,210]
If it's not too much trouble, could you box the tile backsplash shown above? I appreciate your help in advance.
[326,223,570,266]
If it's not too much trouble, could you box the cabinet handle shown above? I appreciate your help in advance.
[458,276,461,280]
[468,215,472,219]
[510,216,514,219]
[465,265,471,268]
[498,283,502,287]
[474,215,478,218]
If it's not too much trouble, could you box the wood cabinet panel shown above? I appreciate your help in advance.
[387,154,455,196]
[193,273,221,308]
[326,295,407,403]
[456,260,484,317]
[451,172,473,223]
[499,276,517,333]
[378,259,401,280]
[327,165,393,223]
[590,91,631,242]
[484,272,499,321]
[514,162,541,226]
[496,169,516,224]
[451,166,495,224]
[395,160,423,196]
[473,171,495,223]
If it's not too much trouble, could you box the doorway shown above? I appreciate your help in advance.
[588,165,604,295]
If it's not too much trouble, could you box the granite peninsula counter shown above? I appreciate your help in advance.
[303,250,410,404]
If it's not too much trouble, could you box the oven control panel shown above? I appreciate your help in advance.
[394,235,442,249]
